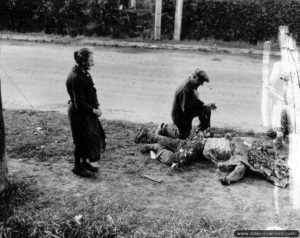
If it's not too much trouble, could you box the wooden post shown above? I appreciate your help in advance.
[154,0,162,40]
[130,0,136,8]
[0,79,9,193]
[174,0,183,41]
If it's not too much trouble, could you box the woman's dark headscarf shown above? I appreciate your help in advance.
[74,48,92,68]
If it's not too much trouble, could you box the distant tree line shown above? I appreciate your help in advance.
[1,0,300,43]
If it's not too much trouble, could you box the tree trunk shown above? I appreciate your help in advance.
[0,79,9,193]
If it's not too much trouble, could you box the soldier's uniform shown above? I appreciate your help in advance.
[136,128,289,187]
[205,137,289,187]
[137,129,203,166]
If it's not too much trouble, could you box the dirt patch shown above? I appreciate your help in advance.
[1,110,299,237]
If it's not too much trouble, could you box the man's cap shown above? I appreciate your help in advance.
[74,48,93,66]
[193,69,210,83]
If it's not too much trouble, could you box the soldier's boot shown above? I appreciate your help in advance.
[155,123,166,136]
[140,144,161,154]
[135,127,150,143]
[204,127,214,138]
[196,127,214,138]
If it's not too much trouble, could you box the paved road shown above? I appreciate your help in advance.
[0,41,271,131]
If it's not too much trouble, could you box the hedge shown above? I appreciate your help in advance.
[1,0,300,43]
[162,0,300,43]
[0,0,134,37]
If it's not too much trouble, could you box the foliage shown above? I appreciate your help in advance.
[89,0,133,38]
[0,0,41,32]
[161,0,175,40]
[57,0,89,37]
[162,0,300,43]
[1,0,300,45]
[0,0,134,38]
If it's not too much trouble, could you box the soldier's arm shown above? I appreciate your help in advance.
[222,162,247,185]
[217,159,237,172]
[179,90,204,113]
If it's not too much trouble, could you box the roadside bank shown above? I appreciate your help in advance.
[1,32,280,57]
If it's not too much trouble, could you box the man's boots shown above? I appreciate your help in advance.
[135,127,149,143]
[156,123,166,136]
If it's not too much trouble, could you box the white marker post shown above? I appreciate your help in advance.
[276,26,300,210]
[173,0,183,41]
[262,41,271,128]
[285,37,300,211]
[154,0,162,40]
[262,41,282,215]
[130,0,136,9]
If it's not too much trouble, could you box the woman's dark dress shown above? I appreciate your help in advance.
[66,66,106,162]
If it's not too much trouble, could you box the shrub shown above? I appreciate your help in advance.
[0,0,133,38]
[90,0,133,38]
[162,0,300,43]
[0,0,43,32]
[1,0,300,43]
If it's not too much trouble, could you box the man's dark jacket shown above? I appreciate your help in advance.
[171,78,204,133]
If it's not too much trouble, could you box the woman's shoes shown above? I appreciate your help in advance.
[83,162,99,173]
[72,165,93,178]
[72,163,99,177]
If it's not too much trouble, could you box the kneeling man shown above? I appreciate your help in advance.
[157,69,216,140]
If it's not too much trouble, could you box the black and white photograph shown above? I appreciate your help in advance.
[0,0,300,237]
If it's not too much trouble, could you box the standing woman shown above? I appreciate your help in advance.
[66,48,106,177]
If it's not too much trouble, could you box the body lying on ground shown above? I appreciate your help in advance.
[135,128,289,187]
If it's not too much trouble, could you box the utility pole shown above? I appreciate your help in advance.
[174,0,183,41]
[154,0,162,40]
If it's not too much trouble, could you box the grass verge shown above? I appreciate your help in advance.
[1,109,298,237]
